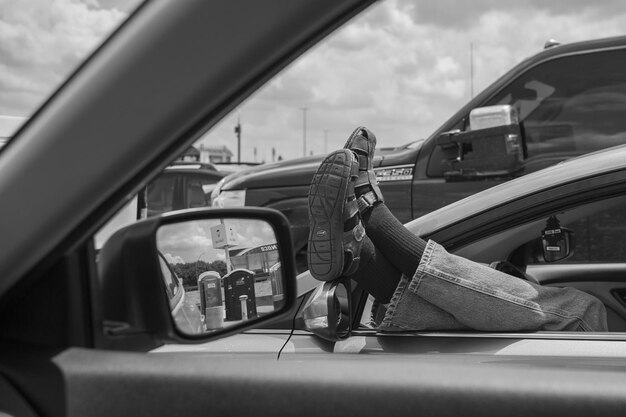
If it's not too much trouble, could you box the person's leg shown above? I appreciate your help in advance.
[347,236,401,303]
[346,235,469,329]
[305,145,409,303]
[362,203,426,278]
[343,126,607,332]
[380,240,608,332]
[343,127,427,277]
[307,149,363,281]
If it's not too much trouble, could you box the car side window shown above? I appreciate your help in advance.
[186,174,218,208]
[147,175,176,216]
[187,178,209,208]
[529,205,626,265]
[428,49,626,178]
[489,49,626,173]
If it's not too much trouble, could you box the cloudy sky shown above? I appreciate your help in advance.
[3,0,626,161]
[157,218,277,264]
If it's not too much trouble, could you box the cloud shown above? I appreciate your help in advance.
[4,0,626,161]
[201,0,626,161]
[163,253,184,265]
[155,218,277,264]
[0,0,130,115]
[405,0,626,28]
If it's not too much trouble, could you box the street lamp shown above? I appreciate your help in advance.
[234,116,241,164]
[301,107,308,157]
[195,252,206,279]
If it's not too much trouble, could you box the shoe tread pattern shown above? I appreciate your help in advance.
[307,150,354,281]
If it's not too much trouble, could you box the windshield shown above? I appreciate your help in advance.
[0,0,143,152]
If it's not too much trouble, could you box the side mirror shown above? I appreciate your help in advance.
[97,207,297,350]
[302,280,351,342]
[436,105,525,180]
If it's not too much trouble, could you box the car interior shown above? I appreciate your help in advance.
[4,1,626,416]
[351,193,626,333]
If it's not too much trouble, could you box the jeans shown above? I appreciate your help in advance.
[379,241,608,332]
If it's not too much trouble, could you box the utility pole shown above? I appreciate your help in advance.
[301,107,308,157]
[324,129,328,154]
[470,42,474,100]
[234,116,241,163]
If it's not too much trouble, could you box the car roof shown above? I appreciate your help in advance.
[168,161,218,169]
[406,144,626,237]
[164,162,225,175]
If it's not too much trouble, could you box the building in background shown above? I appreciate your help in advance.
[229,244,279,277]
[177,145,234,164]
[199,144,233,163]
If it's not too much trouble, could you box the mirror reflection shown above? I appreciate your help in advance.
[157,218,285,335]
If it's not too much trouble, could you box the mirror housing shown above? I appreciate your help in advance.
[97,207,297,350]
[302,280,351,342]
[436,105,525,181]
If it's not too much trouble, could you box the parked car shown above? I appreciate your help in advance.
[144,161,226,217]
[212,35,626,270]
[4,1,626,417]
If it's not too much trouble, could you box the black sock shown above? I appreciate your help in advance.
[348,236,402,303]
[362,203,426,277]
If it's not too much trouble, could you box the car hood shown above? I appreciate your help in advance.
[220,141,422,191]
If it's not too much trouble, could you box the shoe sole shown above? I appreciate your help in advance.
[307,149,356,281]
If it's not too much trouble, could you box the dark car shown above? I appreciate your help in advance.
[145,161,226,217]
[211,35,626,269]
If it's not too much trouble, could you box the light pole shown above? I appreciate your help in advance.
[301,107,308,157]
[234,116,241,164]
[195,252,206,280]
[469,42,474,99]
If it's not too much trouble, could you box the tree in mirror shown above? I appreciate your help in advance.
[157,218,285,335]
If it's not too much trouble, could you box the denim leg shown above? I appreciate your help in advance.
[380,241,608,332]
[379,273,470,331]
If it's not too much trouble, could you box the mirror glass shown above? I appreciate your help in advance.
[156,218,285,335]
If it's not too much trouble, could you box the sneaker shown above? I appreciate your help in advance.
[307,149,365,281]
[343,126,384,213]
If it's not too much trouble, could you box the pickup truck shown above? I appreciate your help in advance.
[210,35,626,270]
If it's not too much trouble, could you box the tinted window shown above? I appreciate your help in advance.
[561,207,626,264]
[529,201,626,265]
[187,178,209,208]
[147,175,176,216]
[428,49,626,177]
[185,174,220,208]
[490,49,626,171]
